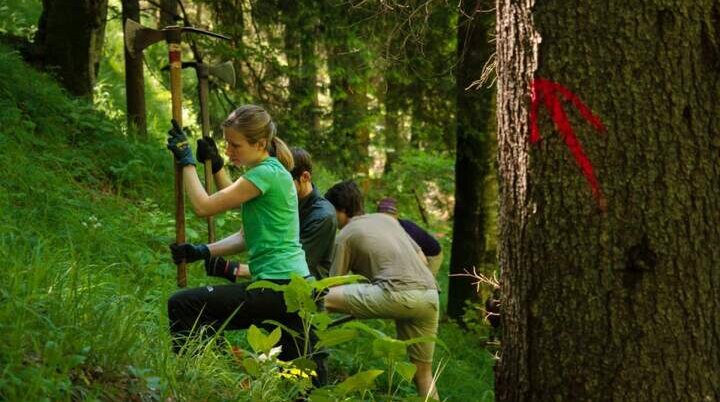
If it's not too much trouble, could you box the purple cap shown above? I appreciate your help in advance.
[377,197,398,215]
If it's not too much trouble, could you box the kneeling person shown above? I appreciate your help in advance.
[323,181,440,399]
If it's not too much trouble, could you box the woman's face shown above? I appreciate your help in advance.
[223,127,266,167]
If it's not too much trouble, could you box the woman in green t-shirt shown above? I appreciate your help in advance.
[165,104,313,365]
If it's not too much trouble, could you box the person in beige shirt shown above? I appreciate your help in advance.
[322,180,440,400]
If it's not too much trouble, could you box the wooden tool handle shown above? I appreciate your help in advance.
[199,76,216,243]
[169,42,187,288]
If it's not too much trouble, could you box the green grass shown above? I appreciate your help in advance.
[0,44,494,401]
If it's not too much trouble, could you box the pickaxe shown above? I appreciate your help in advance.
[193,61,235,244]
[124,19,230,288]
[162,60,236,243]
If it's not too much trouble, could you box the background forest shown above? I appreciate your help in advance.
[0,0,498,400]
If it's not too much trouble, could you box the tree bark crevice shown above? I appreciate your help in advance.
[496,1,720,401]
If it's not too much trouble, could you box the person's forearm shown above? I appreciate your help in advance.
[182,165,214,217]
[235,263,251,279]
[214,169,233,190]
[208,231,246,256]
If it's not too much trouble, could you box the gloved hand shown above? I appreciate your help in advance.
[196,137,224,174]
[166,119,196,167]
[205,256,239,283]
[169,243,210,264]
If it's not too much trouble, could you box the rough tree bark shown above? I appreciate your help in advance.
[495,0,720,401]
[122,0,146,136]
[447,0,494,319]
[34,0,108,98]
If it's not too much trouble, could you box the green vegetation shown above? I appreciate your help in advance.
[0,0,498,399]
[0,45,494,400]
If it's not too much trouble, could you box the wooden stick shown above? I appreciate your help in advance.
[198,66,216,243]
[168,30,187,288]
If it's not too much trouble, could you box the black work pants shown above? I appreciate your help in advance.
[167,280,327,386]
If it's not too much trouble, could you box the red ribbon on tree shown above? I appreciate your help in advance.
[530,78,607,209]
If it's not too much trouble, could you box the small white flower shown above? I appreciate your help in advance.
[257,346,282,362]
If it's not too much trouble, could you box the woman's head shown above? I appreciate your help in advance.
[221,105,293,170]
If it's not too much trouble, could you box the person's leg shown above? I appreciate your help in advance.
[167,284,244,352]
[167,283,279,353]
[411,359,439,400]
[323,285,350,313]
[393,289,440,399]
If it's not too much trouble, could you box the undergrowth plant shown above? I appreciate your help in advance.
[0,41,496,401]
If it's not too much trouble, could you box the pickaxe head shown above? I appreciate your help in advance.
[207,61,236,87]
[124,19,168,58]
[124,19,231,58]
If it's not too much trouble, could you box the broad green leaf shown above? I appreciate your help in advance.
[283,274,316,313]
[312,274,366,291]
[372,337,407,360]
[247,325,265,353]
[336,369,384,395]
[394,361,417,382]
[262,319,300,338]
[342,320,386,338]
[266,326,282,352]
[248,325,280,354]
[246,280,285,292]
[243,357,260,377]
[403,335,449,353]
[316,328,359,348]
[311,312,333,331]
[308,387,337,402]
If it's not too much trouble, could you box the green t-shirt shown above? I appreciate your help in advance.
[242,157,309,280]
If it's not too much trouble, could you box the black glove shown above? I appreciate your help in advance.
[205,256,239,283]
[169,243,210,264]
[166,119,196,167]
[196,137,224,174]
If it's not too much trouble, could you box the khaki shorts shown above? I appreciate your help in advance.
[342,283,439,363]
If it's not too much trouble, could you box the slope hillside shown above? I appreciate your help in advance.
[0,45,243,400]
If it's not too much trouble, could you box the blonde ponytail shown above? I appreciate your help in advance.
[270,136,294,171]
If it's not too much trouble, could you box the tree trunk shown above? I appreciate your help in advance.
[495,1,720,401]
[122,0,146,137]
[158,0,178,28]
[34,0,108,99]
[211,0,245,111]
[447,0,494,319]
[328,46,370,177]
[383,75,406,173]
[281,0,320,143]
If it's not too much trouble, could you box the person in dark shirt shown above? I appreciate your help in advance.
[377,197,443,276]
[289,147,338,279]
